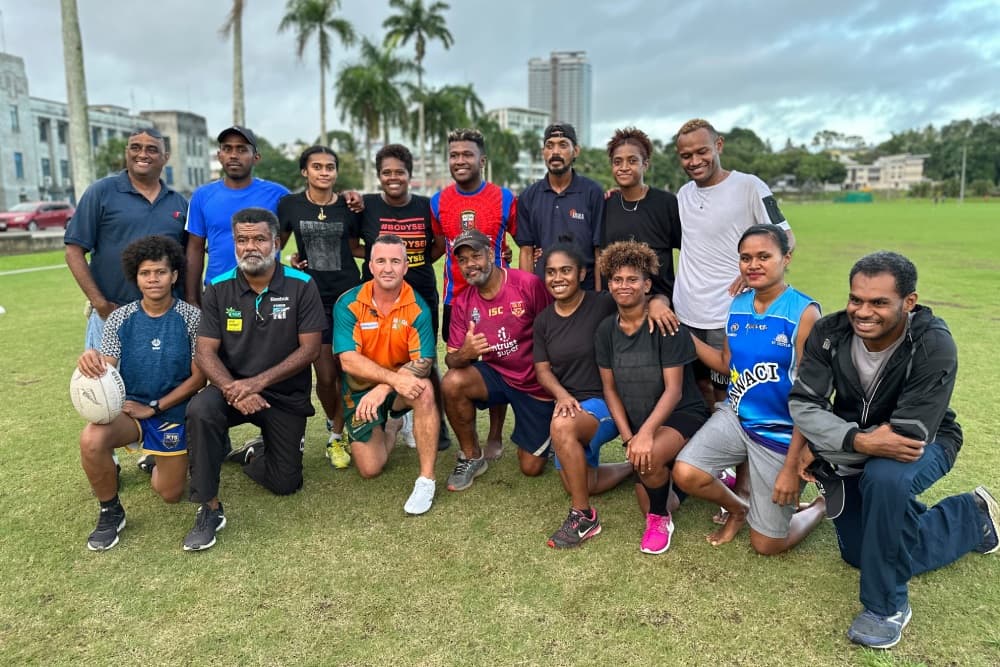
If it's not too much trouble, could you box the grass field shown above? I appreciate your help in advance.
[1,200,998,666]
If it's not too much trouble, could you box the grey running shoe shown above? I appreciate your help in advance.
[548,507,602,549]
[87,504,126,551]
[446,455,488,491]
[973,486,1000,554]
[183,503,226,551]
[847,605,912,649]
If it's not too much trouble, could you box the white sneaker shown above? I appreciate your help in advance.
[401,412,416,448]
[403,476,436,515]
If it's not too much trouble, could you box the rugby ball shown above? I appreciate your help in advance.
[70,366,126,424]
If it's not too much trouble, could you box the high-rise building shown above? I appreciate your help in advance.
[487,106,550,187]
[528,51,592,147]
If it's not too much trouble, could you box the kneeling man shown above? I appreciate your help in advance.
[185,207,325,551]
[334,234,440,514]
[442,228,553,491]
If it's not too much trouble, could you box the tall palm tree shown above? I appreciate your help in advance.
[219,0,246,126]
[382,0,453,90]
[335,39,416,191]
[60,0,94,198]
[279,0,356,146]
[383,0,454,190]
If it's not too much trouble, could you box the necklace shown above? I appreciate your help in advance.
[696,186,710,209]
[619,185,648,212]
[305,189,336,221]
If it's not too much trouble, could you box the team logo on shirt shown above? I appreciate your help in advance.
[509,300,525,317]
[470,307,481,324]
[460,210,476,229]
[771,333,791,348]
[151,338,162,351]
[728,362,781,412]
[272,304,289,320]
[568,209,585,221]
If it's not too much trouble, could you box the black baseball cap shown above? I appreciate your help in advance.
[452,228,491,254]
[543,122,577,145]
[217,125,258,153]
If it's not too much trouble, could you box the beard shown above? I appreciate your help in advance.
[238,252,275,276]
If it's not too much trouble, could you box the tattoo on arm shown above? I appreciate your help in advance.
[401,357,433,378]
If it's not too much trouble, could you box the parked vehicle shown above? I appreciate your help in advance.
[0,201,75,232]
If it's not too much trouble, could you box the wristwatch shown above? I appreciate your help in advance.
[149,400,163,415]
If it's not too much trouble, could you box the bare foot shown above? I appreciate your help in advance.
[707,508,747,546]
[484,438,504,460]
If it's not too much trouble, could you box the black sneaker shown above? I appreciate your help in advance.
[224,437,262,465]
[183,502,226,551]
[87,504,126,551]
[137,454,155,474]
[973,486,1000,554]
[807,458,846,519]
[548,507,602,548]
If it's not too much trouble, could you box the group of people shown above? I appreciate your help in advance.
[64,118,998,650]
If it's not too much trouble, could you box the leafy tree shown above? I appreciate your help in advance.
[220,0,246,126]
[335,39,415,190]
[94,138,126,178]
[520,128,542,164]
[279,0,356,147]
[252,136,301,189]
[478,116,519,187]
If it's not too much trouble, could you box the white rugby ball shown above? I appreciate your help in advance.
[70,366,127,424]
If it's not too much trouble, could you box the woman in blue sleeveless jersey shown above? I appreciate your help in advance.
[673,225,825,555]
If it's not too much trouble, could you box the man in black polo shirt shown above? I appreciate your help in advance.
[183,207,325,551]
[516,122,605,291]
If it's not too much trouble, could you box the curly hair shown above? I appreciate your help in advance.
[850,251,918,297]
[375,143,414,175]
[597,240,659,280]
[606,127,653,162]
[447,128,485,153]
[121,235,185,285]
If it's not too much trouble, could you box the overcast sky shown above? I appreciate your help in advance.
[2,0,997,151]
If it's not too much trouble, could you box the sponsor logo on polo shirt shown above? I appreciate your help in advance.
[569,209,585,221]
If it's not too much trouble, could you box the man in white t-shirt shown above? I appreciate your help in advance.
[673,118,795,404]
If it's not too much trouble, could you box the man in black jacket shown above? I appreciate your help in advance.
[789,251,998,650]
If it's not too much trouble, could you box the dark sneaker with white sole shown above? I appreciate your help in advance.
[847,604,912,649]
[973,486,1000,554]
[137,454,155,474]
[446,455,488,491]
[225,438,261,465]
[183,503,226,551]
[548,507,602,549]
[87,504,126,551]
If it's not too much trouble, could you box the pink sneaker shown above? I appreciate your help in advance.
[640,512,674,554]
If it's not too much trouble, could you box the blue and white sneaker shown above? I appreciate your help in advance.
[847,605,912,649]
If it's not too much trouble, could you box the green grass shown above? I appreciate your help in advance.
[1,201,998,666]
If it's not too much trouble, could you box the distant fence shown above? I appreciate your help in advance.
[0,232,65,256]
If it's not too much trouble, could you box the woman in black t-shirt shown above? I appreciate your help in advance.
[595,240,707,556]
[278,145,361,469]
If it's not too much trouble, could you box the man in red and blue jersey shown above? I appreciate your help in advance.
[430,128,520,459]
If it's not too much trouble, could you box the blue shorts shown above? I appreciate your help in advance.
[554,397,619,470]
[473,362,553,457]
[138,415,187,456]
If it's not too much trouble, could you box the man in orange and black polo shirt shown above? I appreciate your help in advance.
[333,234,440,515]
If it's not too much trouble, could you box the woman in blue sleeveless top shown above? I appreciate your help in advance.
[674,224,825,555]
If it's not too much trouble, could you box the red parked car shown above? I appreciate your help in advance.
[0,201,75,232]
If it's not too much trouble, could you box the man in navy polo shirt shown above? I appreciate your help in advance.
[183,207,325,551]
[65,126,188,349]
[516,122,605,291]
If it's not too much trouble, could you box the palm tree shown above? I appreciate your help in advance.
[279,0,356,146]
[335,39,416,191]
[383,0,454,191]
[219,0,246,126]
[382,0,453,90]
[60,0,94,198]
